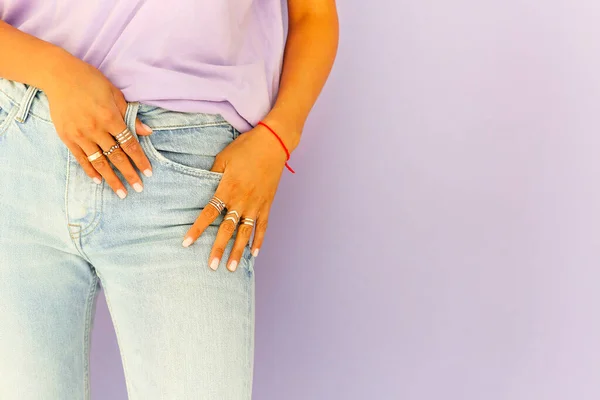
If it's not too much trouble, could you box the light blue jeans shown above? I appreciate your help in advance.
[0,78,255,399]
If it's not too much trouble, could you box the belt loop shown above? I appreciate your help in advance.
[15,85,40,123]
[124,101,140,138]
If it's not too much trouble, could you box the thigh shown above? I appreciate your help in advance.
[0,245,100,400]
[88,113,256,399]
[0,81,101,400]
[94,239,255,399]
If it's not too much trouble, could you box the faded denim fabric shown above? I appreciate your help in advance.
[0,78,255,400]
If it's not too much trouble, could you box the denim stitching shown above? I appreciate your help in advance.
[64,152,79,250]
[64,154,103,241]
[74,181,104,238]
[0,88,53,123]
[149,121,231,131]
[14,86,39,123]
[0,105,19,137]
[83,275,99,400]
[140,135,225,180]
[231,125,241,140]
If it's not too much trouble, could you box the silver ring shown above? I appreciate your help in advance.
[240,217,255,227]
[116,127,130,136]
[208,196,226,214]
[87,151,104,162]
[103,143,120,156]
[224,210,240,226]
[115,127,133,144]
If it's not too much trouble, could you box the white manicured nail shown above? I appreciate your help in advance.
[143,169,153,177]
[133,182,143,192]
[93,177,102,184]
[210,257,219,270]
[228,260,238,271]
[117,189,127,199]
[182,237,193,247]
[252,248,259,257]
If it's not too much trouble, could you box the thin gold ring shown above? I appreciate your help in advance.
[87,151,104,162]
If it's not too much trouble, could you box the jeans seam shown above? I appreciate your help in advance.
[0,87,53,123]
[140,135,225,181]
[148,121,230,131]
[95,270,133,398]
[0,105,19,137]
[83,275,99,400]
[73,183,104,238]
[231,125,240,140]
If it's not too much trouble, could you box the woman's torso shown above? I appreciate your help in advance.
[0,0,286,132]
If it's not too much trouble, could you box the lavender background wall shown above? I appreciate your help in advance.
[91,1,600,399]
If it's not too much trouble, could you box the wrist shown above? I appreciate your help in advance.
[255,120,297,174]
[36,46,79,94]
[260,113,303,154]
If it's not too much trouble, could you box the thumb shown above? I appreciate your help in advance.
[135,118,153,136]
[210,154,227,174]
[111,87,152,136]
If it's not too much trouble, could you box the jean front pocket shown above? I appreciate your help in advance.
[140,123,236,180]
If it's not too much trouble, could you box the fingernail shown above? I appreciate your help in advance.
[143,169,153,177]
[93,177,102,184]
[133,182,143,192]
[228,260,238,271]
[117,189,127,199]
[210,257,219,270]
[182,237,193,247]
[141,123,152,133]
[252,248,259,257]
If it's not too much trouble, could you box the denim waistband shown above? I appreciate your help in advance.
[0,77,229,129]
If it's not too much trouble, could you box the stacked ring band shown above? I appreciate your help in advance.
[115,127,134,145]
[208,196,226,214]
[240,217,255,227]
[207,197,256,229]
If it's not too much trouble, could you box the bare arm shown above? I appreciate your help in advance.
[0,20,71,91]
[261,0,340,152]
[185,1,339,269]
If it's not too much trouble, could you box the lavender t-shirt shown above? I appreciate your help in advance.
[0,0,286,133]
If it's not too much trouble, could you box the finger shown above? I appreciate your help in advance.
[182,193,230,248]
[106,118,153,178]
[227,211,257,272]
[111,87,152,135]
[64,139,103,184]
[208,207,242,271]
[110,88,152,172]
[250,207,269,258]
[77,136,128,199]
[135,117,153,136]
[95,132,144,193]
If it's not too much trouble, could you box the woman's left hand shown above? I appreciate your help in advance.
[181,124,290,272]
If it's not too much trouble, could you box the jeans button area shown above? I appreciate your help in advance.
[66,155,102,238]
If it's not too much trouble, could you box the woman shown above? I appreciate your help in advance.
[0,1,338,399]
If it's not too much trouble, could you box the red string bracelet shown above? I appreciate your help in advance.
[257,121,296,173]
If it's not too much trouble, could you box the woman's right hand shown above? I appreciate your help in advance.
[43,52,153,199]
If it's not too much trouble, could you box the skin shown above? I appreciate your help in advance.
[0,0,339,272]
